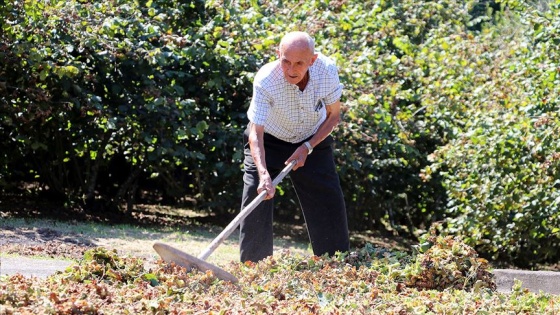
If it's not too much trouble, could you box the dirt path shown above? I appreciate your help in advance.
[1,256,73,278]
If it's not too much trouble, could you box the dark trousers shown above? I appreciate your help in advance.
[239,128,350,262]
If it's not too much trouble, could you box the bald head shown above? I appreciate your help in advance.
[279,31,315,55]
[277,32,318,86]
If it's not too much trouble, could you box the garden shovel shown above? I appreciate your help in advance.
[153,160,297,283]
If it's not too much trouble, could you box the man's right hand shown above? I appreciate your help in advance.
[257,172,275,200]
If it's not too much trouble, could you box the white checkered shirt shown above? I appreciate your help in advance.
[247,52,343,143]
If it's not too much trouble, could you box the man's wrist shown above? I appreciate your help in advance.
[303,141,313,155]
[258,169,269,179]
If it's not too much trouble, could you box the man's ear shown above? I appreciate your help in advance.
[310,53,319,65]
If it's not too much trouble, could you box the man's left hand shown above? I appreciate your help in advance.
[287,144,310,170]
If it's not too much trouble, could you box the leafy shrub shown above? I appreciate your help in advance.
[427,110,560,266]
[423,2,560,266]
[404,233,495,291]
[0,0,255,212]
[2,0,560,267]
[0,0,463,228]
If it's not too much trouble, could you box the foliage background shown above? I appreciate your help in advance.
[1,0,559,267]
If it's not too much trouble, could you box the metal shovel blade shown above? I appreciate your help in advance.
[153,242,238,283]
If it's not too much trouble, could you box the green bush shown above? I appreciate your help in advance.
[428,111,560,266]
[423,1,560,266]
[2,0,560,266]
[326,0,476,234]
[0,0,255,212]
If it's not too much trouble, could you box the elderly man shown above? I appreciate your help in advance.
[239,31,349,262]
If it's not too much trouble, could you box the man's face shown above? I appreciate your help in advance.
[278,45,317,85]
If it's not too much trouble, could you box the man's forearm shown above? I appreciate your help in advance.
[307,100,341,148]
[248,124,269,179]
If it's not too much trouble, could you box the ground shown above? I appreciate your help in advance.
[0,196,415,261]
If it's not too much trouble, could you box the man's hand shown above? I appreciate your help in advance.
[287,144,310,171]
[257,171,275,200]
